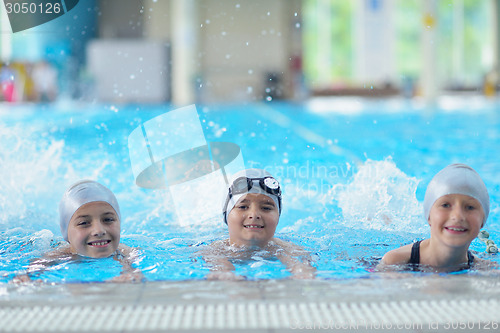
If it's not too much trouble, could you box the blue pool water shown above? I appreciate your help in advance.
[0,98,499,283]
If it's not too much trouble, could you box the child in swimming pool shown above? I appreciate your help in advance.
[379,164,494,272]
[15,180,143,283]
[202,168,316,280]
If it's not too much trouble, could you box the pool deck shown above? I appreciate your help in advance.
[2,274,500,332]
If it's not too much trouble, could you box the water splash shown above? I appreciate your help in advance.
[331,157,424,232]
[0,123,74,224]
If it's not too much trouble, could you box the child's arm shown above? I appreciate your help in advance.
[12,246,74,283]
[110,244,144,283]
[376,243,413,271]
[12,259,47,284]
[273,238,316,279]
[200,240,244,281]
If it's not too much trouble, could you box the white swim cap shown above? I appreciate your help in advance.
[423,164,489,224]
[222,168,282,224]
[59,180,121,241]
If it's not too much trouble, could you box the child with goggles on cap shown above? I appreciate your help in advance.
[202,168,316,280]
[379,164,495,272]
[15,180,143,283]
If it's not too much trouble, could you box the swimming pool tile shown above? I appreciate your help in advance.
[1,282,144,307]
[2,276,500,332]
[137,280,266,305]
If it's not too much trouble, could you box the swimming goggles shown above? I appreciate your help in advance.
[223,176,282,212]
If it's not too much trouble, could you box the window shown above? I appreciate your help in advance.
[303,0,495,92]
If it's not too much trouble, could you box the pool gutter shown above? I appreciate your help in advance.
[2,275,500,332]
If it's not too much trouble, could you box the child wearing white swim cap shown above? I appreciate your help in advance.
[380,164,495,272]
[59,180,124,258]
[14,180,143,283]
[203,168,316,280]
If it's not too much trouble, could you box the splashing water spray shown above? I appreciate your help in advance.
[332,157,423,233]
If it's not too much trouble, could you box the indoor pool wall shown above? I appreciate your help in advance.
[1,96,499,331]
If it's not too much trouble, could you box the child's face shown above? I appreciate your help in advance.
[429,194,484,248]
[67,201,121,258]
[227,193,279,247]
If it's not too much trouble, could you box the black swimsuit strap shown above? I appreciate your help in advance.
[467,250,474,268]
[409,241,474,270]
[408,240,422,268]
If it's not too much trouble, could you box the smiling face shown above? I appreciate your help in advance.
[67,201,121,258]
[227,193,279,247]
[428,194,485,249]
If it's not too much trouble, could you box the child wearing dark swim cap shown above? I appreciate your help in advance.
[14,180,143,283]
[202,168,316,280]
[379,164,495,272]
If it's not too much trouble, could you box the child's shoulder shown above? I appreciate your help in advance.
[43,244,74,260]
[117,243,133,255]
[271,238,301,251]
[201,239,230,256]
[381,242,415,265]
[116,243,141,261]
[270,237,313,257]
[473,256,499,270]
[207,239,229,250]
